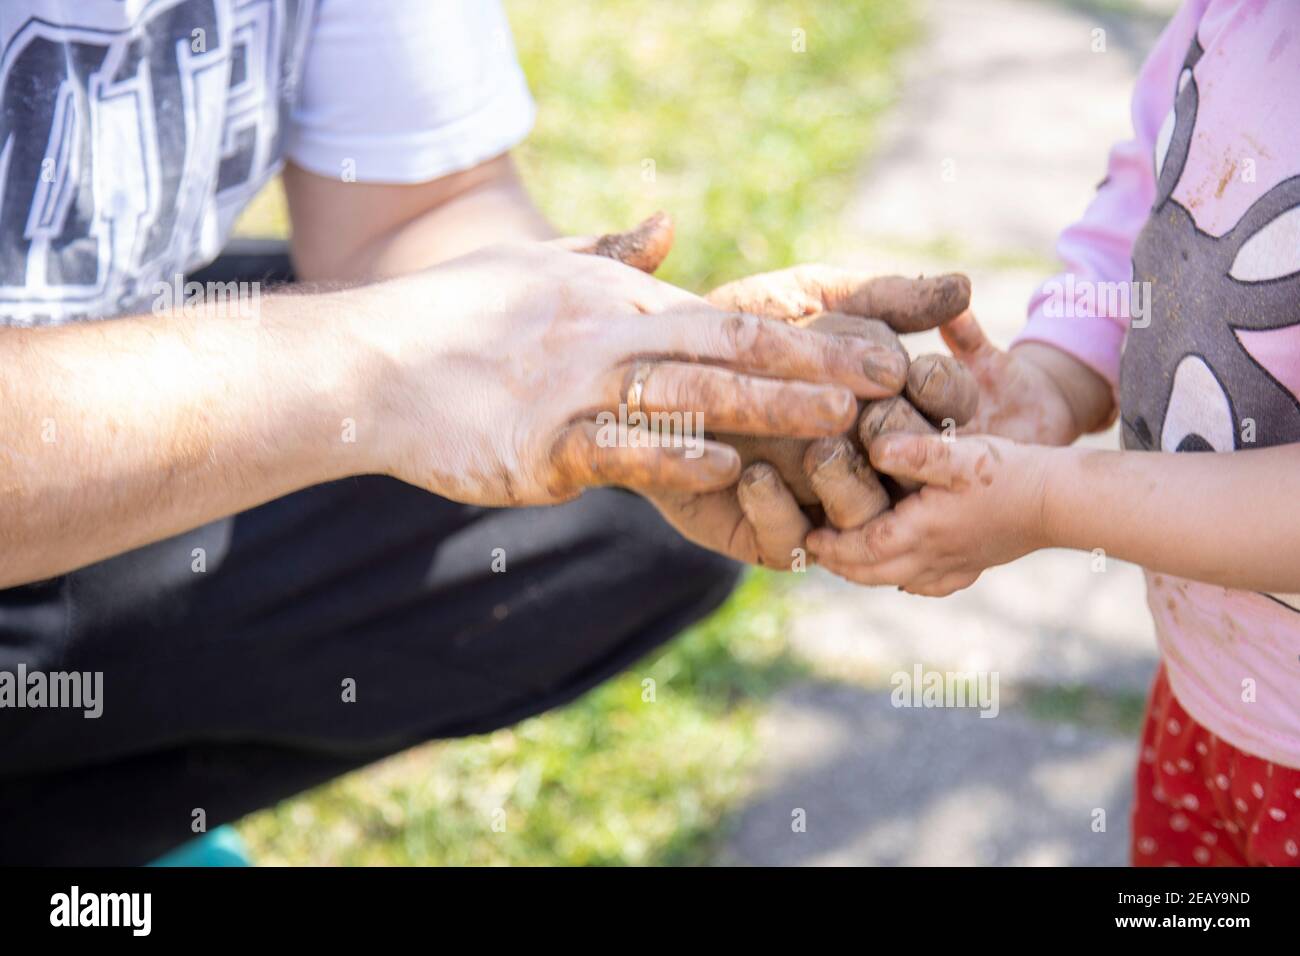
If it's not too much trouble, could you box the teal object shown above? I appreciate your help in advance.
[150,825,251,867]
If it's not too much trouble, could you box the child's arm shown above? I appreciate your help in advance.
[805,431,1300,598]
[1044,442,1300,593]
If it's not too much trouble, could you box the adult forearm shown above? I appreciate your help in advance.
[284,155,554,282]
[356,168,554,277]
[0,289,379,587]
[1044,443,1300,593]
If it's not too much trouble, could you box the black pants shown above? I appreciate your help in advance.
[0,245,740,865]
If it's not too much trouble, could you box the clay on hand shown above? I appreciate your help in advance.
[719,316,979,525]
[572,213,979,555]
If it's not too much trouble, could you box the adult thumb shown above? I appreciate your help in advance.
[551,212,675,274]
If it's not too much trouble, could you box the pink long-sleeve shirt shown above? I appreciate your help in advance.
[1014,0,1300,767]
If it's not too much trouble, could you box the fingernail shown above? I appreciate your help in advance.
[940,273,973,312]
[701,446,741,481]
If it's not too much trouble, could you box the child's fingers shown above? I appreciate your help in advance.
[901,571,981,598]
[736,462,813,570]
[906,353,980,426]
[555,212,675,273]
[856,396,937,493]
[867,432,961,489]
[813,553,922,589]
[803,437,891,529]
[805,511,914,567]
[938,309,995,361]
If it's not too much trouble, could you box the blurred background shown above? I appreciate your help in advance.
[231,0,1179,865]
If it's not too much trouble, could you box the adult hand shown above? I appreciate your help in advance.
[356,219,907,510]
[706,263,972,333]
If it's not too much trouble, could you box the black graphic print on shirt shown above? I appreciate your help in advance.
[0,0,314,325]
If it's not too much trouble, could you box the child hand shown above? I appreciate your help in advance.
[805,432,1055,596]
[942,311,1109,445]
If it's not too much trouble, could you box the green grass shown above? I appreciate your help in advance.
[234,0,918,865]
[508,0,917,293]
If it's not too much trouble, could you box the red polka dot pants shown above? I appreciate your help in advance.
[1132,665,1300,866]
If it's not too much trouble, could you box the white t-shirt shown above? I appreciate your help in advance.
[0,0,535,326]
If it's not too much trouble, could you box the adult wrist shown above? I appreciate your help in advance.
[273,281,402,482]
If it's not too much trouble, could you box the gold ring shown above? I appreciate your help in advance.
[626,363,652,418]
